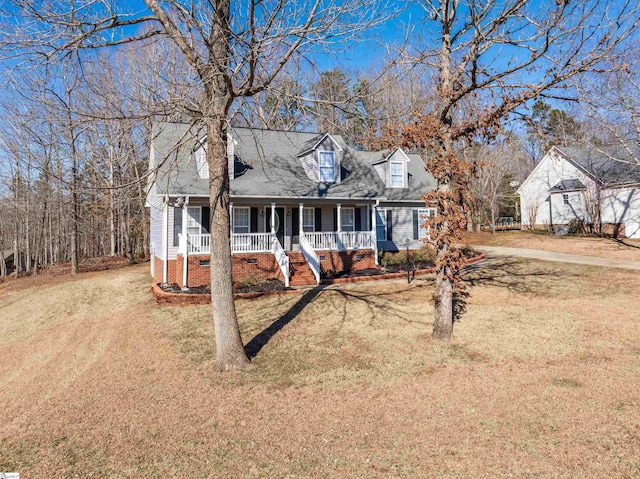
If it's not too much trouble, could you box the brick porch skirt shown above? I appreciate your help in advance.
[173,249,377,288]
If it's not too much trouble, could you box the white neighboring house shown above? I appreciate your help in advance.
[518,145,640,239]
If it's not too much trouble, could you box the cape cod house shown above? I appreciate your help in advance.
[146,123,437,287]
[518,145,640,238]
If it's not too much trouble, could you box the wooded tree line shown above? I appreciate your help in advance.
[1,1,640,366]
[2,57,620,274]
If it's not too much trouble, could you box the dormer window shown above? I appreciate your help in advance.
[390,161,404,187]
[319,151,336,182]
[194,142,208,179]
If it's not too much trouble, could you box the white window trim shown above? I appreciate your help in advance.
[376,208,387,241]
[233,206,250,234]
[187,206,202,235]
[302,207,315,233]
[319,151,336,183]
[562,193,570,205]
[390,161,405,188]
[417,208,437,239]
[341,207,355,232]
[194,144,209,179]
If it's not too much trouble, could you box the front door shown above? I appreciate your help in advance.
[265,207,285,247]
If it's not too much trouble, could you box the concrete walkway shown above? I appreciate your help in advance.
[472,245,640,271]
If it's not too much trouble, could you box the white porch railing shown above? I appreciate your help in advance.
[299,234,320,284]
[187,233,211,254]
[230,232,272,253]
[304,231,374,251]
[271,236,290,287]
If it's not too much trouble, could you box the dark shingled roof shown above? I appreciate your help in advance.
[549,179,587,192]
[150,123,436,201]
[557,145,640,186]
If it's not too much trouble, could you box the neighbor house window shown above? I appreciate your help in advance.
[233,207,250,234]
[319,151,336,182]
[376,209,387,241]
[302,207,315,232]
[187,207,202,236]
[390,161,404,187]
[341,207,355,232]
[563,194,569,205]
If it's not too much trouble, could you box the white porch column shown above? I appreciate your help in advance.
[336,203,342,232]
[182,197,189,289]
[372,202,378,265]
[162,197,169,284]
[299,203,304,237]
[270,202,276,235]
[229,202,234,253]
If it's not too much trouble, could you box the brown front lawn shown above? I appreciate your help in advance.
[1,261,640,477]
[466,230,640,261]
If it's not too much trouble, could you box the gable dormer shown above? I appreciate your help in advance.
[372,148,411,188]
[192,132,236,180]
[297,133,344,183]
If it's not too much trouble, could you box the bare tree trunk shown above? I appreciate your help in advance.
[207,115,250,371]
[433,268,454,339]
[110,150,117,256]
[67,93,79,274]
[491,207,496,235]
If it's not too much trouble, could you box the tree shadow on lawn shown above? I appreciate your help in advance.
[245,257,571,360]
[460,257,572,295]
[607,237,640,250]
[244,282,430,360]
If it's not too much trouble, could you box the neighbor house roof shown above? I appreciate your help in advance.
[150,123,436,201]
[556,145,640,186]
[1,250,13,261]
[549,179,587,192]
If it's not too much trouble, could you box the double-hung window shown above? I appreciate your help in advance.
[563,194,570,205]
[376,209,387,241]
[187,207,202,236]
[417,208,435,239]
[302,208,315,232]
[341,207,355,232]
[390,161,404,187]
[233,207,250,234]
[319,151,336,182]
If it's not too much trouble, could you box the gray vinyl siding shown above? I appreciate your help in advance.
[149,200,165,260]
[373,162,386,184]
[299,152,317,181]
[377,202,429,251]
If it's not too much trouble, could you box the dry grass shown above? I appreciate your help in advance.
[465,230,640,261]
[1,260,640,478]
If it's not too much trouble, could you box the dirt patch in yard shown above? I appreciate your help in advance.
[466,230,640,261]
[1,261,640,477]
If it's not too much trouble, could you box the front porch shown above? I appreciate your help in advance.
[175,199,380,288]
[184,230,375,255]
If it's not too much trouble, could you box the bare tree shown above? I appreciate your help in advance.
[1,0,387,370]
[388,0,640,340]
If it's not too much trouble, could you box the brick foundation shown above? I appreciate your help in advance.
[231,253,283,284]
[318,250,377,274]
[168,249,376,288]
[153,256,177,284]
